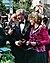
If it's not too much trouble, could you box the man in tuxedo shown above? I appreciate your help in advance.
[8,9,31,63]
[15,9,31,42]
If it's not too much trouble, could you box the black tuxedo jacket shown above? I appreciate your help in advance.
[8,20,31,63]
[0,27,6,47]
[14,20,31,40]
[10,19,31,45]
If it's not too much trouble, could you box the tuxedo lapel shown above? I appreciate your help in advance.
[18,23,21,33]
[22,21,30,36]
[14,20,31,40]
[17,19,30,37]
[15,24,23,40]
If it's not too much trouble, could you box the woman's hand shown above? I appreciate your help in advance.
[31,42,36,46]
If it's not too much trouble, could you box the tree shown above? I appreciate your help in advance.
[14,0,20,2]
[13,0,32,13]
[0,0,6,12]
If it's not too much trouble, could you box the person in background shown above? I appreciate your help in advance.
[0,23,6,47]
[9,13,17,30]
[41,16,48,27]
[5,13,18,36]
[8,13,12,22]
[27,12,49,63]
[42,16,50,62]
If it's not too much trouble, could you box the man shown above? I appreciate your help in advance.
[0,23,6,47]
[8,9,31,63]
[15,9,30,42]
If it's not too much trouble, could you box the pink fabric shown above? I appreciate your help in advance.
[29,25,50,52]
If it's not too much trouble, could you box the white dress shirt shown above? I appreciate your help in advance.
[20,19,25,33]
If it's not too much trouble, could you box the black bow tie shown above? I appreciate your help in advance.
[19,22,24,24]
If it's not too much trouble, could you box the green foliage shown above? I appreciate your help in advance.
[13,0,32,13]
[0,41,15,63]
[0,1,6,11]
[0,52,15,63]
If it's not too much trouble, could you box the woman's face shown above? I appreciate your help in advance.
[12,17,17,22]
[30,18,35,25]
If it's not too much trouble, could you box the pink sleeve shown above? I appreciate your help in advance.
[40,27,49,45]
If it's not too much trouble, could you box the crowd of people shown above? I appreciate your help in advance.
[0,9,50,63]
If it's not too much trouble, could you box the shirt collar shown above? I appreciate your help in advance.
[23,19,26,24]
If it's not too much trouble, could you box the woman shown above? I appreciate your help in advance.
[42,16,50,62]
[28,12,49,63]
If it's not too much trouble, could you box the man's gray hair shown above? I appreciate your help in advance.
[16,9,26,15]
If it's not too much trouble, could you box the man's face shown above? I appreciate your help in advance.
[16,12,24,22]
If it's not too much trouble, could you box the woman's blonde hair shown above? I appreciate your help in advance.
[28,12,42,25]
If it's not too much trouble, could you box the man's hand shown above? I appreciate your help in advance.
[26,41,30,46]
[22,39,26,44]
[15,40,22,46]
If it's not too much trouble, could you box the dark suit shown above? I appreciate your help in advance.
[9,19,31,63]
[0,24,6,47]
